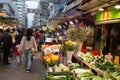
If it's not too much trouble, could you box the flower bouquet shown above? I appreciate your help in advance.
[64,40,76,63]
[66,26,94,52]
[44,53,59,67]
[65,40,77,51]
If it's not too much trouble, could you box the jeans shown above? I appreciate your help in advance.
[24,50,32,70]
[16,55,21,63]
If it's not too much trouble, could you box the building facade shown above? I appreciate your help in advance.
[0,0,17,17]
[32,13,40,27]
[39,0,49,27]
[13,0,27,28]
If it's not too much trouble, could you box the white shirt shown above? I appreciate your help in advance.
[18,36,37,52]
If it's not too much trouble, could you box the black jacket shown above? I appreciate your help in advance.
[1,32,12,48]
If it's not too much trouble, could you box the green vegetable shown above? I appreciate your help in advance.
[93,76,103,80]
[69,63,81,70]
[48,72,72,75]
[77,72,94,78]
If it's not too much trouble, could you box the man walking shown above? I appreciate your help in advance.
[1,28,12,65]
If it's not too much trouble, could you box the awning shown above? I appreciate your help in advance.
[0,17,19,25]
[77,0,120,14]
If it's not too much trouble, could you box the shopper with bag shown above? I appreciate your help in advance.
[18,28,37,72]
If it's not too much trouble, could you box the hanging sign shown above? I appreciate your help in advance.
[95,8,120,22]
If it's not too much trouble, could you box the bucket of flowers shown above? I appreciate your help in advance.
[64,40,77,63]
[65,40,77,51]
[44,53,59,67]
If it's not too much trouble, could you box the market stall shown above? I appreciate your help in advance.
[43,1,120,79]
[0,17,19,30]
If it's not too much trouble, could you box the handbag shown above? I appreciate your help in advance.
[30,47,36,53]
[14,45,22,55]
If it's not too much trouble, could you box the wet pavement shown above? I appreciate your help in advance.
[0,53,46,80]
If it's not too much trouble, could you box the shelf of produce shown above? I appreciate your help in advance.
[72,54,107,76]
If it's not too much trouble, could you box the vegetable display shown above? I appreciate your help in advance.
[69,63,81,70]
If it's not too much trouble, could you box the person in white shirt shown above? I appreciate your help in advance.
[19,28,37,72]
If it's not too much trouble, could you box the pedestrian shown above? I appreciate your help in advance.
[0,28,3,62]
[9,28,17,59]
[33,29,40,51]
[14,44,22,66]
[38,30,45,52]
[15,29,23,45]
[1,28,13,65]
[18,28,37,72]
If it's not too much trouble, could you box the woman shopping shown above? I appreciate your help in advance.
[18,28,37,72]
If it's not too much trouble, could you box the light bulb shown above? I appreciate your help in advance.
[115,5,120,9]
[69,21,74,25]
[99,8,104,11]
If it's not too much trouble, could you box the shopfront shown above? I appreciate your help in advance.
[95,8,120,56]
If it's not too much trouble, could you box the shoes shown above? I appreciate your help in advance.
[17,61,22,66]
[26,69,30,73]
[3,62,11,65]
[7,63,11,65]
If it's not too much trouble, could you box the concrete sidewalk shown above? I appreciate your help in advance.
[0,53,46,80]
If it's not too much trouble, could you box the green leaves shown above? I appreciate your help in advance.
[67,27,93,43]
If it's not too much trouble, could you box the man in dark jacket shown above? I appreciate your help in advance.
[1,28,12,65]
[15,29,23,44]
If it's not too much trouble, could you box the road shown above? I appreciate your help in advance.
[0,53,46,80]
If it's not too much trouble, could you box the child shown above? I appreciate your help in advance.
[14,45,22,66]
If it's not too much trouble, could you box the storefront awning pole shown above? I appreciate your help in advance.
[100,25,105,55]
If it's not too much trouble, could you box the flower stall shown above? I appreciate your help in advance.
[41,25,120,80]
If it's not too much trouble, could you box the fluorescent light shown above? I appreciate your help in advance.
[115,5,120,9]
[99,8,104,11]
[58,25,62,28]
[64,22,67,25]
[75,19,78,23]
[62,25,66,29]
[69,21,74,25]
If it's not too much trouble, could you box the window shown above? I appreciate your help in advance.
[0,4,3,9]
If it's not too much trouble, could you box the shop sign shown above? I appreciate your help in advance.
[95,8,120,22]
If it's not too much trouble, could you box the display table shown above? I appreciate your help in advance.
[72,54,107,76]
